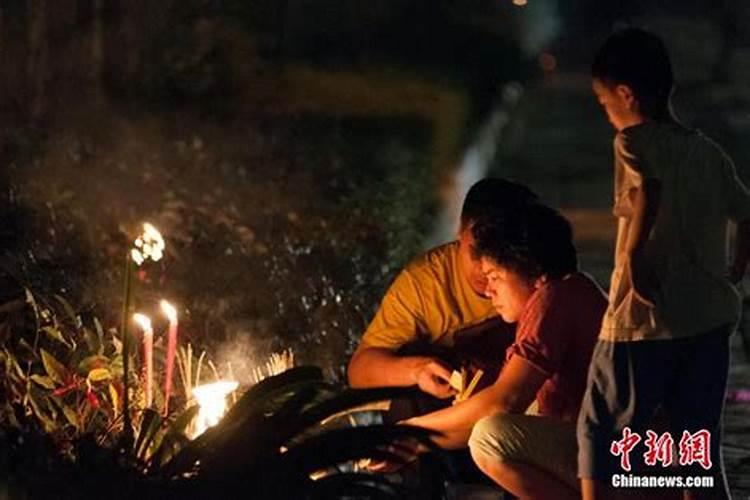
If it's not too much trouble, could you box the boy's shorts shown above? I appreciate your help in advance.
[469,413,579,491]
[577,325,731,481]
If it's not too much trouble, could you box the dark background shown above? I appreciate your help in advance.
[1,1,749,492]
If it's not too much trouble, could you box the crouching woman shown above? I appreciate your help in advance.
[405,204,607,499]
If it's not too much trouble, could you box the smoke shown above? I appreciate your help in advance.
[211,322,279,386]
[427,82,525,246]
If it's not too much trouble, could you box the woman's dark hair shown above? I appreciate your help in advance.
[592,28,674,121]
[471,203,577,281]
[460,178,539,228]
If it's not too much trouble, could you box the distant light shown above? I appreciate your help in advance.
[513,0,527,6]
[539,52,557,73]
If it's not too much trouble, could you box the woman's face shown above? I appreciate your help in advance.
[481,257,537,323]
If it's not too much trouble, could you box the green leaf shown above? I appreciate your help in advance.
[171,404,200,435]
[111,333,123,355]
[88,368,111,382]
[135,409,163,460]
[18,338,37,361]
[30,374,57,389]
[83,327,100,354]
[62,404,79,429]
[54,294,81,328]
[78,355,109,374]
[93,318,105,354]
[27,391,57,433]
[151,405,199,469]
[109,384,119,411]
[41,349,68,385]
[94,317,104,337]
[24,288,41,324]
[42,325,73,349]
[9,351,26,379]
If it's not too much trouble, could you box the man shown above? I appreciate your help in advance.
[348,178,538,401]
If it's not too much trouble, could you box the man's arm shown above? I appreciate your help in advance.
[404,355,547,449]
[347,344,455,399]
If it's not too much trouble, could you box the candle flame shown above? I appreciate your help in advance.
[131,248,144,266]
[160,300,177,322]
[131,222,165,265]
[133,313,152,331]
[191,380,239,438]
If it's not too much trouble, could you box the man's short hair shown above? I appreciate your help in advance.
[592,28,674,120]
[471,203,577,281]
[460,178,539,228]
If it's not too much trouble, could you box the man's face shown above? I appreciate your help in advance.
[592,78,643,132]
[458,226,488,297]
[480,257,536,323]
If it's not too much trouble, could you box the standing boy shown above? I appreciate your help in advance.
[579,28,750,500]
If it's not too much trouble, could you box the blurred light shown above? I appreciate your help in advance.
[192,380,239,438]
[539,52,557,73]
[513,0,527,6]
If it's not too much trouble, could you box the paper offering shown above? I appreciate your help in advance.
[450,367,484,403]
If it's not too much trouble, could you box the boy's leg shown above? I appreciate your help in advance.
[468,413,579,499]
[577,339,678,499]
[664,326,732,500]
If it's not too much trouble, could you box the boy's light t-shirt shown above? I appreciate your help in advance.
[601,121,750,341]
[361,242,497,349]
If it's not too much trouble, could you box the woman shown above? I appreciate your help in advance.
[406,203,606,499]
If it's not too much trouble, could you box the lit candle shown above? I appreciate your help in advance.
[133,313,154,407]
[160,300,178,416]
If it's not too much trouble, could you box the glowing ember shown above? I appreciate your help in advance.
[191,380,239,438]
[251,349,295,384]
[131,222,165,265]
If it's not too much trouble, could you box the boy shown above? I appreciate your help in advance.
[579,28,750,500]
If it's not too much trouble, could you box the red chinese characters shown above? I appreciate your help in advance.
[643,430,674,467]
[610,427,642,471]
[678,430,712,470]
[610,428,712,471]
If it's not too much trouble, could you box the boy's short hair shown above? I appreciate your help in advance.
[592,28,674,120]
[471,203,577,281]
[460,178,539,228]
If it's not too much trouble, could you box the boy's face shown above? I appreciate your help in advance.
[480,257,537,323]
[592,78,645,131]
